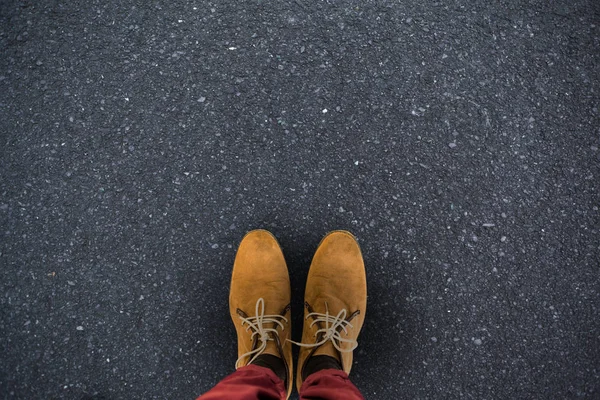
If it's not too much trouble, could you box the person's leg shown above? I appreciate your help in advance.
[299,369,364,400]
[197,365,286,400]
[293,230,367,399]
[196,230,294,400]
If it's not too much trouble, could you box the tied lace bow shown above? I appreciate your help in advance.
[235,298,288,368]
[289,303,358,353]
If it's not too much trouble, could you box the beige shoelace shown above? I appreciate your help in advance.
[235,297,288,368]
[289,303,358,353]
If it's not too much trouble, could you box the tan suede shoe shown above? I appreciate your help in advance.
[294,230,367,392]
[229,229,293,398]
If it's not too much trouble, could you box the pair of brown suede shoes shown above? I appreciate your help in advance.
[229,229,367,399]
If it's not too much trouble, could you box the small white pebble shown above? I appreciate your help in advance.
[474,338,482,346]
[76,326,84,331]
[322,108,328,113]
[500,236,507,242]
[354,161,359,166]
[482,223,495,227]
[449,142,457,148]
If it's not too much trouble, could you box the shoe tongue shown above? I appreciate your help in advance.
[312,339,342,361]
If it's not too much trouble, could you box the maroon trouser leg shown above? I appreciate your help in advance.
[198,365,364,400]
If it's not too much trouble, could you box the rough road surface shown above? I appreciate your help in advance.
[1,1,599,399]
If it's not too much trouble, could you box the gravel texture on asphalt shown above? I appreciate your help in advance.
[1,1,599,399]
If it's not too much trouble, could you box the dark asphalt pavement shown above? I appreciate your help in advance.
[1,1,599,399]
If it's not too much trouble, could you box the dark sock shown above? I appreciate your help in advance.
[303,355,343,380]
[251,354,287,383]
